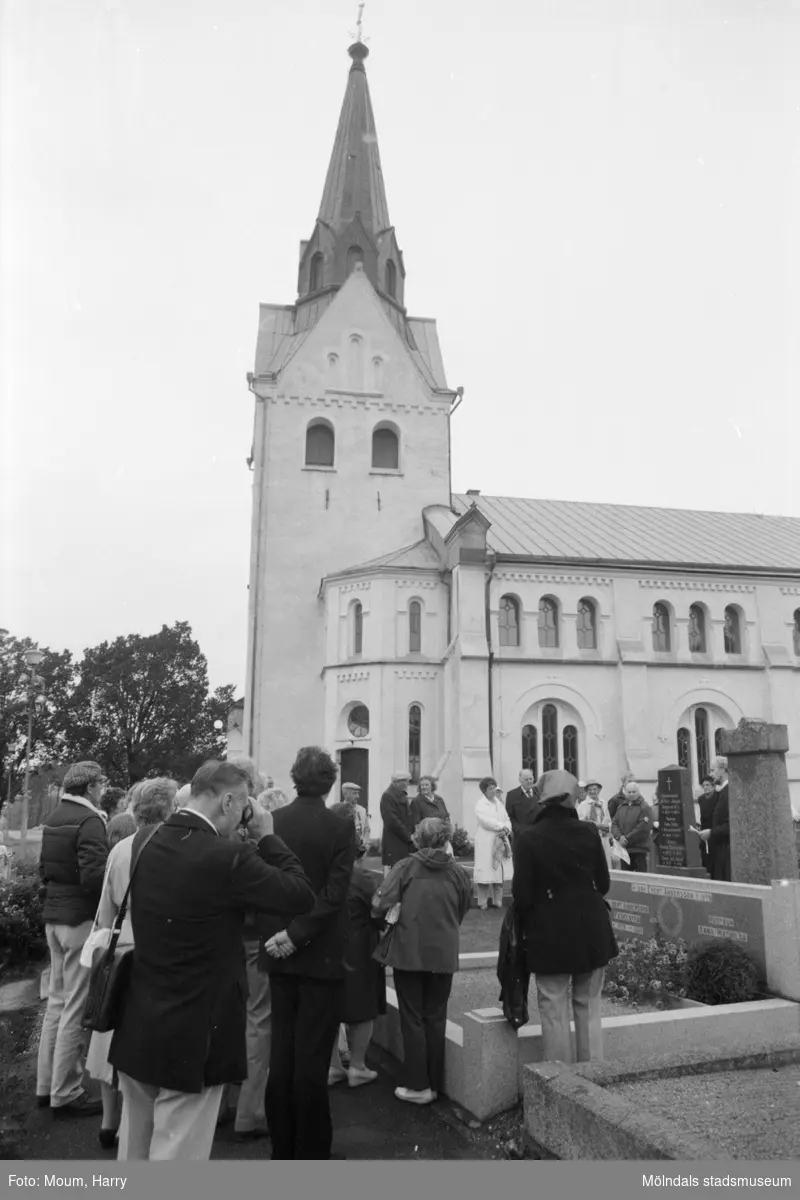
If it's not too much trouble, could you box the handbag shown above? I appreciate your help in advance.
[81,824,160,1033]
[497,901,530,1030]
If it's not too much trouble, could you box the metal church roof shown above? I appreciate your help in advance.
[451,494,800,573]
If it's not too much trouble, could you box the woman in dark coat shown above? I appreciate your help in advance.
[327,803,386,1088]
[513,770,618,1065]
[409,776,449,827]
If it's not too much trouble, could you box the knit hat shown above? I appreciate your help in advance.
[62,761,104,791]
[584,779,603,790]
[537,770,580,806]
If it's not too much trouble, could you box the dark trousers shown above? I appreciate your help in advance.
[265,974,343,1160]
[392,969,453,1093]
[620,852,649,873]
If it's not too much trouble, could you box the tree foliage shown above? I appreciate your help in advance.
[1,622,236,793]
[0,630,76,792]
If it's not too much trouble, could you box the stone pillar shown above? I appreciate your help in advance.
[718,719,800,886]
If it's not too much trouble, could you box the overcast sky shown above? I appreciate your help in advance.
[2,0,798,694]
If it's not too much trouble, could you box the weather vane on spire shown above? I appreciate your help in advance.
[350,2,368,45]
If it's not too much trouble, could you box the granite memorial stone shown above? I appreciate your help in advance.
[655,764,704,877]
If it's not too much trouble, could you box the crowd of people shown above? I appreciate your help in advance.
[32,749,731,1162]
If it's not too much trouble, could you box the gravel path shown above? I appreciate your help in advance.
[609,1065,800,1159]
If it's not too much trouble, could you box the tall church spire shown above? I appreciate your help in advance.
[297,36,406,311]
[317,40,390,239]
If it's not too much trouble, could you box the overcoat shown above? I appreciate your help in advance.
[380,785,416,868]
[109,811,315,1094]
[339,864,386,1023]
[473,793,512,885]
[256,794,357,980]
[512,805,618,977]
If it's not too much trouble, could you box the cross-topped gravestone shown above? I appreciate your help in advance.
[655,764,705,877]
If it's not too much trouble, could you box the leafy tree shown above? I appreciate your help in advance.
[0,630,76,801]
[66,622,235,786]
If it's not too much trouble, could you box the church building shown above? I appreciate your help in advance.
[238,38,800,838]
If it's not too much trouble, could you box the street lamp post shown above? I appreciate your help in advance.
[19,648,46,854]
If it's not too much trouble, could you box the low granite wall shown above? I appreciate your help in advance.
[372,990,800,1121]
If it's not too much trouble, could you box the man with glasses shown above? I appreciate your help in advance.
[36,761,110,1116]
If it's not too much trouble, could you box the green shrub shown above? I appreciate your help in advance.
[450,824,474,859]
[0,867,47,971]
[684,938,760,1005]
[603,935,689,1008]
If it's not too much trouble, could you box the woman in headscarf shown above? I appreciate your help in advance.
[513,770,618,1065]
[327,802,386,1088]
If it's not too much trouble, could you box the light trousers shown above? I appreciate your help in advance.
[117,1073,224,1161]
[535,968,605,1064]
[234,941,271,1134]
[476,883,503,909]
[36,920,93,1106]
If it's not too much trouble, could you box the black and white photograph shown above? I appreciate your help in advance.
[2,0,800,1183]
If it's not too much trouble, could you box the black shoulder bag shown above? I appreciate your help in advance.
[81,824,161,1033]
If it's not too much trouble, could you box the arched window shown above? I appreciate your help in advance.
[542,704,558,772]
[309,251,323,292]
[305,420,334,467]
[521,724,537,778]
[688,604,706,653]
[347,245,363,274]
[372,426,399,469]
[652,603,671,652]
[695,707,710,782]
[353,602,363,656]
[723,606,742,654]
[538,597,559,648]
[576,599,597,649]
[714,728,723,756]
[408,705,421,781]
[677,727,691,769]
[794,609,800,656]
[498,596,520,647]
[372,356,384,392]
[563,725,579,776]
[385,259,397,297]
[409,601,422,653]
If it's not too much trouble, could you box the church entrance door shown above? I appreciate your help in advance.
[340,747,369,816]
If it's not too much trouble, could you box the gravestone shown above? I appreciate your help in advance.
[718,719,799,886]
[654,764,705,878]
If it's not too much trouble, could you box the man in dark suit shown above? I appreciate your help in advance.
[380,771,415,874]
[505,769,540,841]
[108,760,315,1161]
[258,746,357,1160]
[700,757,731,881]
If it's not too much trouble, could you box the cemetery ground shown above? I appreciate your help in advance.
[0,963,524,1162]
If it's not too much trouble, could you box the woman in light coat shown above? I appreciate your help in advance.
[473,776,512,909]
[84,778,177,1150]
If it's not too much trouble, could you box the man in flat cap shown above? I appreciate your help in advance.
[36,761,110,1117]
[380,772,415,877]
[341,781,370,847]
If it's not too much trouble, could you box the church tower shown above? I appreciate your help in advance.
[243,38,457,780]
